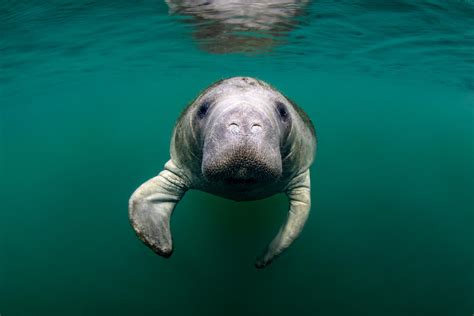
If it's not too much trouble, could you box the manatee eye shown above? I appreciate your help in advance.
[197,101,210,119]
[276,101,289,121]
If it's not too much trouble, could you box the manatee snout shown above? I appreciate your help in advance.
[201,103,282,186]
[202,144,282,185]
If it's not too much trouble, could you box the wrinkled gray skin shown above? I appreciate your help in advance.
[129,77,316,268]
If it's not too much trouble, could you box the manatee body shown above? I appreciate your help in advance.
[129,77,316,268]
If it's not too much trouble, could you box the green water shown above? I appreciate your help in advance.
[1,1,473,315]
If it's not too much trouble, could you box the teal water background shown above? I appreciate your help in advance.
[1,1,473,315]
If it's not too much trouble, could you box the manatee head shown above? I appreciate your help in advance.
[199,78,291,187]
[172,77,308,193]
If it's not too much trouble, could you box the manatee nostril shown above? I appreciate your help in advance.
[251,123,262,133]
[228,122,240,133]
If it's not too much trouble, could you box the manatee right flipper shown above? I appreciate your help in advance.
[255,170,311,268]
[129,160,189,257]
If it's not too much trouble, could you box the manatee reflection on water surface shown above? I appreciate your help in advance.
[165,0,309,53]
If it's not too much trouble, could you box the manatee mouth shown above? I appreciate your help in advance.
[223,177,258,185]
[202,146,282,186]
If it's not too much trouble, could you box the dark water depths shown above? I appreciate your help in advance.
[1,1,473,315]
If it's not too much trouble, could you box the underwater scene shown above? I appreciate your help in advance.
[0,1,473,315]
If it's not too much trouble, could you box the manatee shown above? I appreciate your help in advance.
[165,0,309,53]
[129,77,316,268]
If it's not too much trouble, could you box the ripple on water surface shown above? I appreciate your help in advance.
[0,0,473,90]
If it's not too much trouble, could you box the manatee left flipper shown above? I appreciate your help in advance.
[129,160,189,257]
[255,170,311,268]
